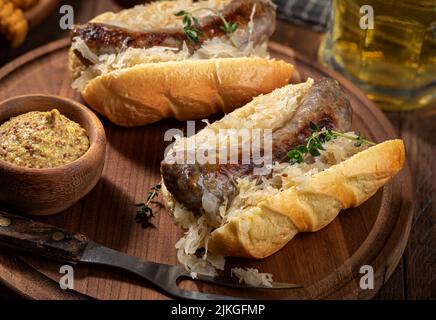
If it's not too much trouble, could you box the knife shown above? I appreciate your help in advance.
[0,211,303,300]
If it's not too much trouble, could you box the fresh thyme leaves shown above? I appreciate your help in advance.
[175,10,202,43]
[287,122,375,165]
[288,146,307,164]
[219,16,238,35]
[135,183,162,228]
[175,8,238,44]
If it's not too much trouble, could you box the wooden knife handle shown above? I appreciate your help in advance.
[0,211,89,264]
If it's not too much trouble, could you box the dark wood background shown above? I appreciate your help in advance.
[0,0,434,300]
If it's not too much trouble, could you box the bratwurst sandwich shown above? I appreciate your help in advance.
[69,0,293,126]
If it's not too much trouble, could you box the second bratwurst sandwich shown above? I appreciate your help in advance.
[69,0,293,126]
[161,78,405,277]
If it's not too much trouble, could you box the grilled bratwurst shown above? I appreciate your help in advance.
[161,79,352,222]
[71,0,276,63]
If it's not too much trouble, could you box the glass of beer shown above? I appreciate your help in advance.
[319,0,436,111]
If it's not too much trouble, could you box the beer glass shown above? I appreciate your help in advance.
[319,0,436,110]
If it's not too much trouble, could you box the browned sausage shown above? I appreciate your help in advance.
[161,78,352,220]
[71,0,276,62]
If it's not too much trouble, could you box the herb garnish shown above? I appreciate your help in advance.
[135,183,162,228]
[175,8,238,45]
[175,10,203,43]
[287,122,375,165]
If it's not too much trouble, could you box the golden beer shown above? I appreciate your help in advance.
[319,0,436,110]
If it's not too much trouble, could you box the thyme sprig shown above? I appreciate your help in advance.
[288,122,375,165]
[135,183,162,228]
[175,10,202,43]
[175,8,238,45]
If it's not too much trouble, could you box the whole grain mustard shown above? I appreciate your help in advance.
[0,109,90,168]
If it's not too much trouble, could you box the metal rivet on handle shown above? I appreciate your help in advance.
[0,217,11,227]
[52,231,65,241]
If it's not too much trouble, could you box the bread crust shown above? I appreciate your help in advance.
[75,57,293,127]
[207,139,405,258]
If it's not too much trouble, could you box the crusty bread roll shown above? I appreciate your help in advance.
[207,139,405,258]
[78,58,293,127]
[69,0,294,126]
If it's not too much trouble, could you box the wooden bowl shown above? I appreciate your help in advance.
[0,95,106,216]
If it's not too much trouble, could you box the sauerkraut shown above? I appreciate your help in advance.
[168,81,314,160]
[166,130,369,278]
[231,268,273,287]
[71,39,191,91]
[72,33,268,91]
[170,194,226,278]
[91,0,230,31]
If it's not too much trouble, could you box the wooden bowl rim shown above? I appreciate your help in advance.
[0,94,106,174]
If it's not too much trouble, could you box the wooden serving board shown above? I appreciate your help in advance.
[0,38,413,300]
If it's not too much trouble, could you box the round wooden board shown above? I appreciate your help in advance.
[0,38,413,300]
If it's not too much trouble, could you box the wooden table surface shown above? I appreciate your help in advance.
[0,0,434,300]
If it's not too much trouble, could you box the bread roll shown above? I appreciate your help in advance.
[208,139,405,258]
[79,57,293,127]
